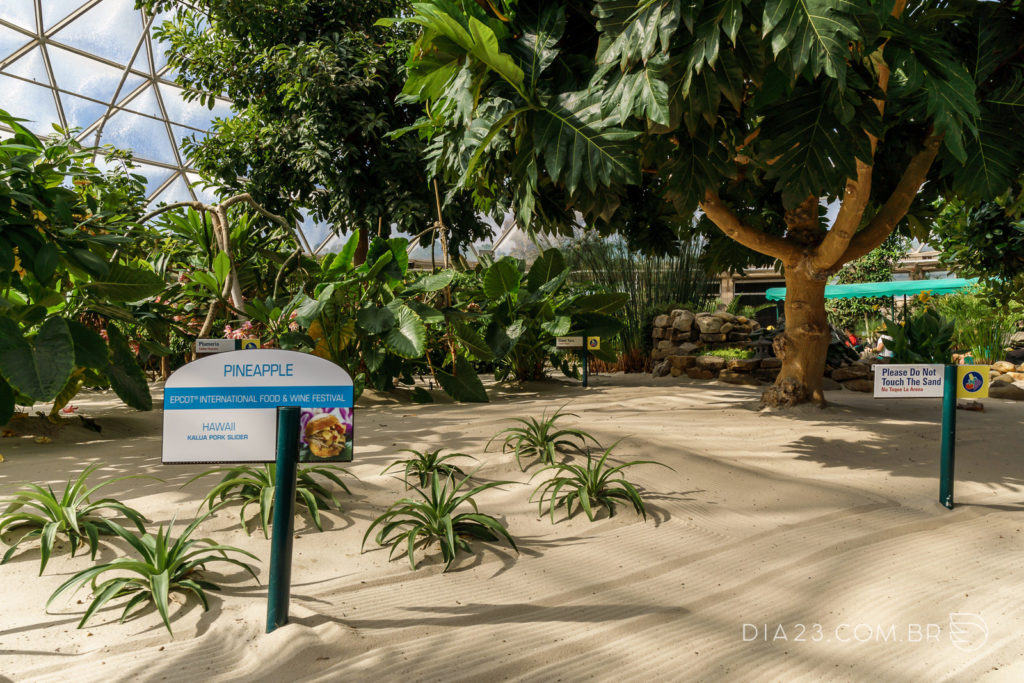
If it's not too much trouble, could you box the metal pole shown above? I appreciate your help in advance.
[582,338,589,388]
[939,365,957,510]
[267,406,300,633]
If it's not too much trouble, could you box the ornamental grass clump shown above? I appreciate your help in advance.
[46,509,259,635]
[487,404,595,470]
[381,448,476,489]
[530,443,669,522]
[187,462,353,538]
[363,471,517,571]
[0,464,152,574]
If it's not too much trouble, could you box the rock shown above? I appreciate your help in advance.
[652,360,670,377]
[686,367,716,380]
[678,342,702,355]
[672,311,695,332]
[720,322,734,334]
[696,355,727,371]
[831,364,870,381]
[754,368,780,382]
[841,378,874,392]
[651,348,670,361]
[991,360,1016,373]
[670,366,684,377]
[653,314,670,328]
[736,316,749,324]
[652,327,664,339]
[727,358,760,372]
[750,320,762,330]
[727,332,750,342]
[712,311,736,322]
[1008,372,1024,382]
[701,333,728,342]
[668,355,697,370]
[992,373,1012,384]
[670,309,691,320]
[821,377,844,391]
[695,315,723,333]
[990,381,1024,400]
[1019,363,1024,372]
[718,370,761,386]
[760,358,782,369]
[657,340,675,351]
[1009,331,1024,347]
[669,328,690,341]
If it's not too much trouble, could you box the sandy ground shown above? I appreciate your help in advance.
[0,373,1022,682]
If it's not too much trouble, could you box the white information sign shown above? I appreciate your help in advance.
[162,349,353,464]
[873,364,944,398]
[556,336,584,348]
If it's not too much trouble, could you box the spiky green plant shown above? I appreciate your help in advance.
[362,472,517,571]
[530,443,669,522]
[381,448,476,489]
[486,405,595,470]
[186,463,352,538]
[46,509,259,635]
[0,464,152,574]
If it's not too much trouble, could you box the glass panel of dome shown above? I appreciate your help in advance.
[117,83,163,119]
[99,110,176,165]
[3,46,50,84]
[0,23,32,57]
[50,0,142,66]
[47,45,125,105]
[157,83,223,129]
[0,3,37,31]
[42,0,91,30]
[184,173,220,204]
[61,92,108,132]
[171,124,203,147]
[0,74,59,133]
[149,173,192,204]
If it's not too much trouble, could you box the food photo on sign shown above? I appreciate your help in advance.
[299,407,353,462]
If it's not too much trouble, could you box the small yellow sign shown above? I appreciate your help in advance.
[956,365,989,399]
[241,339,261,350]
[586,337,600,351]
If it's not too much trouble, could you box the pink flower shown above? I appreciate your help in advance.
[61,404,78,414]
[99,329,108,341]
[289,321,299,332]
[289,310,298,319]
[223,324,233,335]
[177,272,188,283]
[241,320,254,331]
[173,315,182,322]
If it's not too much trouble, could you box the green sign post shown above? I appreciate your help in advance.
[939,365,957,510]
[267,406,301,632]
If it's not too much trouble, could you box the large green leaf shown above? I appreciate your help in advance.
[0,316,74,401]
[530,90,641,195]
[572,312,625,339]
[573,292,628,314]
[526,248,566,291]
[105,325,152,411]
[67,321,108,370]
[762,0,867,89]
[434,355,488,403]
[356,306,396,334]
[601,52,672,128]
[383,305,426,358]
[508,5,566,93]
[483,259,521,300]
[453,322,495,361]
[405,269,455,293]
[405,299,445,325]
[83,263,165,302]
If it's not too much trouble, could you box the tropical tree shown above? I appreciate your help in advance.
[137,0,492,258]
[386,0,1024,405]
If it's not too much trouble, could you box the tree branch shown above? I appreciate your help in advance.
[700,190,800,262]
[838,132,943,264]
[809,159,873,272]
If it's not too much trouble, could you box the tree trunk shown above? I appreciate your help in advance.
[761,270,829,408]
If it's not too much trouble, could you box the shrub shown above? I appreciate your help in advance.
[46,510,258,635]
[486,404,595,470]
[0,464,150,574]
[362,472,516,571]
[530,443,669,522]
[382,448,476,489]
[882,306,955,363]
[187,463,353,538]
[700,347,754,360]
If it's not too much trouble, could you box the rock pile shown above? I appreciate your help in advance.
[651,309,761,361]
[990,361,1024,400]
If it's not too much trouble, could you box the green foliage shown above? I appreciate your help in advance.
[0,109,160,417]
[382,448,475,489]
[187,463,353,538]
[362,472,517,571]
[934,291,1022,363]
[882,307,955,364]
[701,347,754,360]
[46,509,258,634]
[530,443,667,522]
[0,464,149,574]
[139,0,491,255]
[487,405,595,471]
